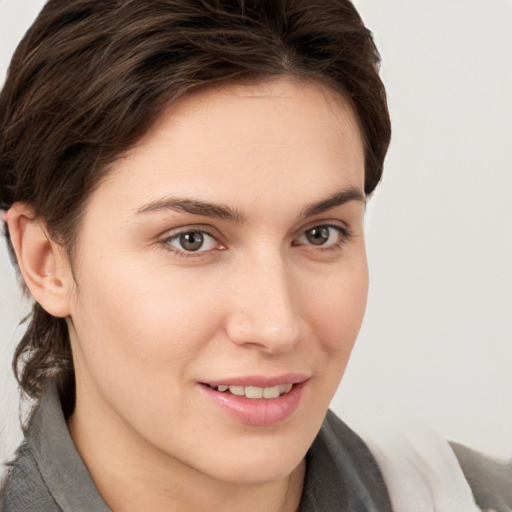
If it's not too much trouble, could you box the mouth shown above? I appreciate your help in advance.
[199,377,308,426]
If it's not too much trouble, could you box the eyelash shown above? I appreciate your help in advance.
[161,223,352,259]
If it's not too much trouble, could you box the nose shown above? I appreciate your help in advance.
[226,253,302,354]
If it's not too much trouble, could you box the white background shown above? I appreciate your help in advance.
[1,0,511,471]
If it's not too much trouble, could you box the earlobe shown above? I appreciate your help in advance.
[7,203,72,318]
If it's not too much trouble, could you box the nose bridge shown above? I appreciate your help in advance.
[227,248,301,352]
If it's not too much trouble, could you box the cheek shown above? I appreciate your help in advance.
[301,253,369,354]
[68,262,229,435]
[69,252,225,383]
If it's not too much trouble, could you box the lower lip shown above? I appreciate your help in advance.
[200,381,307,426]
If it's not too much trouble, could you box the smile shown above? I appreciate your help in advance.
[208,383,294,399]
[201,377,308,426]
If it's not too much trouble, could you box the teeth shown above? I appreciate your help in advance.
[245,387,263,399]
[228,385,244,396]
[280,383,293,394]
[215,383,294,399]
[263,385,280,399]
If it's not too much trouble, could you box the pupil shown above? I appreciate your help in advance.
[180,232,204,251]
[306,227,329,245]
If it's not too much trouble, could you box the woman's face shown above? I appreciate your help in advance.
[66,79,368,485]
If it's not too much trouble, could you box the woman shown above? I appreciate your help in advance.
[0,1,508,511]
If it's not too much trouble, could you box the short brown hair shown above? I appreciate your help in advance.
[0,0,390,406]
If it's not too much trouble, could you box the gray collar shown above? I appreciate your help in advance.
[27,383,111,511]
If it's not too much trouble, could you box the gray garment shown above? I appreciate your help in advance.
[0,384,110,512]
[0,383,392,511]
[450,442,512,512]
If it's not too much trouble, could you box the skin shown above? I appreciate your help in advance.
[9,78,368,512]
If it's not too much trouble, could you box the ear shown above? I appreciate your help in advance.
[7,203,72,318]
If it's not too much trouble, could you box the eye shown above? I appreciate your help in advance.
[165,230,219,253]
[296,225,346,247]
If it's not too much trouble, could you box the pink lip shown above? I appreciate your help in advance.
[199,376,309,427]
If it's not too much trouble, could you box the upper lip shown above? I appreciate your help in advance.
[202,374,310,388]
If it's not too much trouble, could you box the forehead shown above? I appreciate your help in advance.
[91,78,365,219]
[135,78,363,165]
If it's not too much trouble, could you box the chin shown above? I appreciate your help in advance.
[210,451,305,487]
[191,427,313,486]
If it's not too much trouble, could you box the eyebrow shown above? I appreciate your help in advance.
[136,198,247,223]
[300,187,365,219]
[135,186,365,223]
